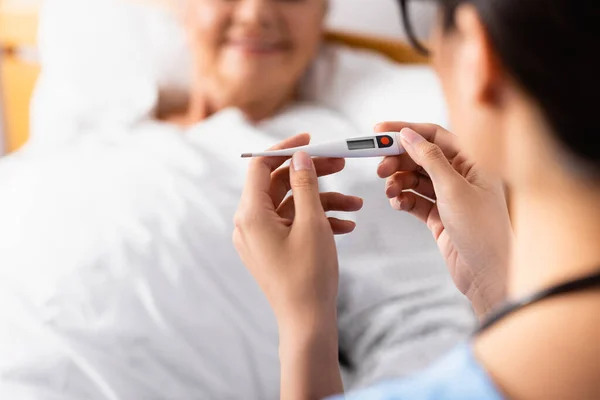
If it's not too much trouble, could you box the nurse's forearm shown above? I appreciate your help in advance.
[278,315,343,400]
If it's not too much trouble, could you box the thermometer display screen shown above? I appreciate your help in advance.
[347,139,376,150]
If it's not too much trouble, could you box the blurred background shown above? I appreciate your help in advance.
[0,0,436,156]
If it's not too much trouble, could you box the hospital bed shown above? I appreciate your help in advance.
[0,0,427,154]
[0,5,505,397]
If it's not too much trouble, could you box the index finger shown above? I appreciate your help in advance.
[375,122,460,159]
[242,133,311,209]
[375,122,460,178]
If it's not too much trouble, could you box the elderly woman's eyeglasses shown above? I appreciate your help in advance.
[397,0,438,57]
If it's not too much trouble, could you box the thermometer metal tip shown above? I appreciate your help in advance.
[241,153,252,158]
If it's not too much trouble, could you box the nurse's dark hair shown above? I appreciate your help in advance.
[419,0,600,174]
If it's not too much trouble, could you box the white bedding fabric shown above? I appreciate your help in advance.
[0,42,475,399]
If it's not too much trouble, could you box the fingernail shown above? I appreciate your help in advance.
[399,128,425,149]
[293,151,313,171]
[393,198,403,210]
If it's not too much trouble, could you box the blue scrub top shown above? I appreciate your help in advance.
[328,342,503,400]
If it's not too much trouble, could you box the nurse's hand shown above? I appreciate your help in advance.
[233,134,363,325]
[234,134,359,399]
[376,122,512,318]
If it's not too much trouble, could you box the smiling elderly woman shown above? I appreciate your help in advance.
[162,0,327,124]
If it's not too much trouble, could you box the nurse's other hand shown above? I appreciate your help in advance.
[376,122,512,318]
[233,134,363,327]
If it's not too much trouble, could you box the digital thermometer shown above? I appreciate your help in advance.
[241,132,405,158]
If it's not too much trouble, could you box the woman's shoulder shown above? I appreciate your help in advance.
[330,343,503,400]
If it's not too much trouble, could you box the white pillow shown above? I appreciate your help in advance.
[302,45,448,133]
[327,0,436,40]
[30,0,191,145]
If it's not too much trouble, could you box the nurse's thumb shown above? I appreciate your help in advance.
[399,128,458,186]
[290,151,324,219]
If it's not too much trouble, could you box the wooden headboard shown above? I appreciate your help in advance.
[0,1,40,153]
[0,2,427,153]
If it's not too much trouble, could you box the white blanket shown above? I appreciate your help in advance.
[0,46,474,399]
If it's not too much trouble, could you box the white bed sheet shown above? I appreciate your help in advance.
[0,43,475,399]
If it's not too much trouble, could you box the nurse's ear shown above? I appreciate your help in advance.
[453,4,505,109]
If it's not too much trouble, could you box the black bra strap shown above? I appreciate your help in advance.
[475,270,600,335]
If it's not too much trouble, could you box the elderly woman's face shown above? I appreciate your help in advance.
[183,0,326,104]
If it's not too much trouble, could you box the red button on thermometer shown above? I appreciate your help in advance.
[241,132,405,158]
